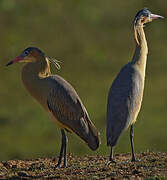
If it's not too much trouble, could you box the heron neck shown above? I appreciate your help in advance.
[22,56,51,79]
[21,57,51,110]
[132,25,148,75]
[21,56,51,96]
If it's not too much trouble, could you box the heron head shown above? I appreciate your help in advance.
[6,47,45,66]
[134,8,164,26]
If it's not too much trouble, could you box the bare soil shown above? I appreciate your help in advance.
[0,152,167,179]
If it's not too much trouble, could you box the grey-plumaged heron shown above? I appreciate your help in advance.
[106,8,164,163]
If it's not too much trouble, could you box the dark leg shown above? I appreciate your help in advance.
[55,129,67,168]
[130,125,137,162]
[107,147,116,165]
[62,130,67,167]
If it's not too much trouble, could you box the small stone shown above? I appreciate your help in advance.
[132,169,140,174]
[2,162,11,169]
[12,165,17,169]
[17,171,28,177]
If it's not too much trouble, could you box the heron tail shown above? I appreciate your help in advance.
[74,115,100,151]
[86,119,100,151]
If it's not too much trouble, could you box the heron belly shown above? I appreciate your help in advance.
[131,105,141,124]
[48,112,73,133]
[130,87,144,125]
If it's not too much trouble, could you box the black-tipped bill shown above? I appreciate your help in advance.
[6,56,23,67]
[6,61,13,66]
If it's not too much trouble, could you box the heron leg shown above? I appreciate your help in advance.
[130,125,136,162]
[62,129,67,168]
[55,129,66,168]
[107,147,116,165]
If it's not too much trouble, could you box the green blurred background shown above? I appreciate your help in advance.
[0,0,167,161]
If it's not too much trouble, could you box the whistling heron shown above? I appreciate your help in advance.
[106,8,164,163]
[6,47,100,167]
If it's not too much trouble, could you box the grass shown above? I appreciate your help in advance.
[0,1,167,161]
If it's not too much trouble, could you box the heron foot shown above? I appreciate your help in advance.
[54,163,67,169]
[131,158,140,162]
[54,165,60,169]
[61,164,67,168]
[106,159,116,166]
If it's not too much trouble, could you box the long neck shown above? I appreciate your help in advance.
[22,56,51,79]
[131,24,148,75]
[21,56,51,98]
[21,56,51,109]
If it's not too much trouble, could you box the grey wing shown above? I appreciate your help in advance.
[47,80,89,134]
[47,76,100,150]
[106,63,142,146]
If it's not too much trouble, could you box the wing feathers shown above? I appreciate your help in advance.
[47,75,100,150]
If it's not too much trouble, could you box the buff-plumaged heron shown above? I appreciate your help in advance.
[6,47,100,167]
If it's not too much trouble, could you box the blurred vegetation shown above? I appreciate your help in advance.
[0,0,167,160]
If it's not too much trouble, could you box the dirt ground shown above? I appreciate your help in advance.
[0,152,166,179]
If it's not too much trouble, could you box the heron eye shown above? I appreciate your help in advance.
[24,51,29,56]
[143,12,149,17]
